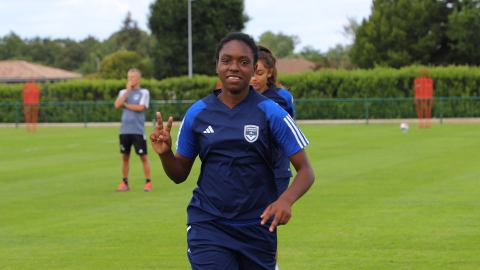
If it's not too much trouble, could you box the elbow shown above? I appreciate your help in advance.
[114,103,121,109]
[167,173,187,184]
[173,179,186,184]
[171,177,187,184]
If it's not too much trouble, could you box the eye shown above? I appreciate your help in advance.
[241,61,249,65]
[222,59,230,63]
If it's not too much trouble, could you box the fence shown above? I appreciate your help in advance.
[1,97,480,128]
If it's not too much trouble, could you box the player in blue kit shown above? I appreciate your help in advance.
[250,46,296,270]
[149,32,315,269]
[250,45,295,197]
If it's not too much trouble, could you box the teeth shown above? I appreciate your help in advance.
[228,77,240,79]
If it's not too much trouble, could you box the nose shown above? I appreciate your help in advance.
[229,61,240,72]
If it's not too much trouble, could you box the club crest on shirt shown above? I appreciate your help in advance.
[133,94,140,100]
[244,125,259,143]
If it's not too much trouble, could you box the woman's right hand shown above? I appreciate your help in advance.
[150,112,174,155]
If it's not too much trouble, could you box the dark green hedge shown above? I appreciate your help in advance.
[0,75,219,103]
[279,65,480,98]
[1,66,480,122]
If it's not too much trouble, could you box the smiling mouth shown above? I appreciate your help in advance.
[227,76,241,80]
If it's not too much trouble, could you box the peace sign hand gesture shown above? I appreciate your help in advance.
[150,112,174,155]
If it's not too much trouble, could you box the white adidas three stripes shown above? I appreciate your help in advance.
[283,115,309,148]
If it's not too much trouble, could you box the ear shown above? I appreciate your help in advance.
[267,68,273,78]
[216,60,219,73]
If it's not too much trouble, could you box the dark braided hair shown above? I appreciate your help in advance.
[258,45,284,89]
[215,32,258,65]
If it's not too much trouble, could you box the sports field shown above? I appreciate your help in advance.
[1,124,479,269]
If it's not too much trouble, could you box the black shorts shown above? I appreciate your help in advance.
[119,134,147,155]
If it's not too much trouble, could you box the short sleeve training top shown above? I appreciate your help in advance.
[261,85,296,178]
[118,88,150,135]
[175,87,309,224]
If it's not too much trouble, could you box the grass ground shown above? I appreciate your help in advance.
[0,124,479,269]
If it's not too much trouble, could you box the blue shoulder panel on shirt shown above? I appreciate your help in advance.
[175,100,207,158]
[277,88,295,118]
[257,100,309,157]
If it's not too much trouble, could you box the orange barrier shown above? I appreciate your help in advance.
[23,78,40,132]
[414,70,433,129]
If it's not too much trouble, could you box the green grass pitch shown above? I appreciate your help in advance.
[1,124,479,269]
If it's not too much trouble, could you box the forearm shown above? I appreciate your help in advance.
[124,103,146,112]
[280,164,315,205]
[114,96,127,109]
[158,150,189,184]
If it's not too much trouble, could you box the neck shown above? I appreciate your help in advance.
[257,84,269,94]
[218,86,250,109]
[131,84,140,90]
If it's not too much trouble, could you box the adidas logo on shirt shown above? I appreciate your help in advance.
[203,126,214,133]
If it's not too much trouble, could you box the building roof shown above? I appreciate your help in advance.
[0,60,82,83]
[276,58,316,74]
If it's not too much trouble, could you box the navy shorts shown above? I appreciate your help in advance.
[276,177,290,197]
[187,220,277,270]
[119,134,147,155]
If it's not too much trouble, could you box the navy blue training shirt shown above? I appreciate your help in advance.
[176,87,309,224]
[261,85,295,178]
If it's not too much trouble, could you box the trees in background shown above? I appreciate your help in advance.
[352,0,446,68]
[0,13,155,78]
[4,0,479,78]
[351,0,480,68]
[257,29,356,70]
[446,0,480,65]
[148,0,248,79]
[257,31,300,58]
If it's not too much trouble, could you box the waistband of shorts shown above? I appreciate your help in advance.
[215,218,263,227]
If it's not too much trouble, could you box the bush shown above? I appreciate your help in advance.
[278,65,480,98]
[99,50,152,79]
[1,65,480,122]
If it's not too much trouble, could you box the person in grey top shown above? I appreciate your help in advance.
[114,68,152,192]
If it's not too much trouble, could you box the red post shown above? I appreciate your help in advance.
[23,78,40,132]
[414,70,433,129]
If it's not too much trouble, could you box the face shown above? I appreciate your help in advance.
[127,71,141,86]
[216,40,257,94]
[250,60,273,93]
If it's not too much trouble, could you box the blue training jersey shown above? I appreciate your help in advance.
[261,85,295,178]
[175,87,309,224]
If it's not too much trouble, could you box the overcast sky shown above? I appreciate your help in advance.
[0,0,372,53]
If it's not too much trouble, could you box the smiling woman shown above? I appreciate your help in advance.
[214,32,259,106]
[149,32,315,269]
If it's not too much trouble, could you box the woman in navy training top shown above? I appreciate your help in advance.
[251,45,295,197]
[150,32,315,270]
[250,45,295,270]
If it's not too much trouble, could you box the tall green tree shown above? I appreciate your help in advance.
[117,12,142,51]
[446,0,480,65]
[352,0,457,68]
[149,0,249,79]
[115,12,157,59]
[257,31,300,58]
